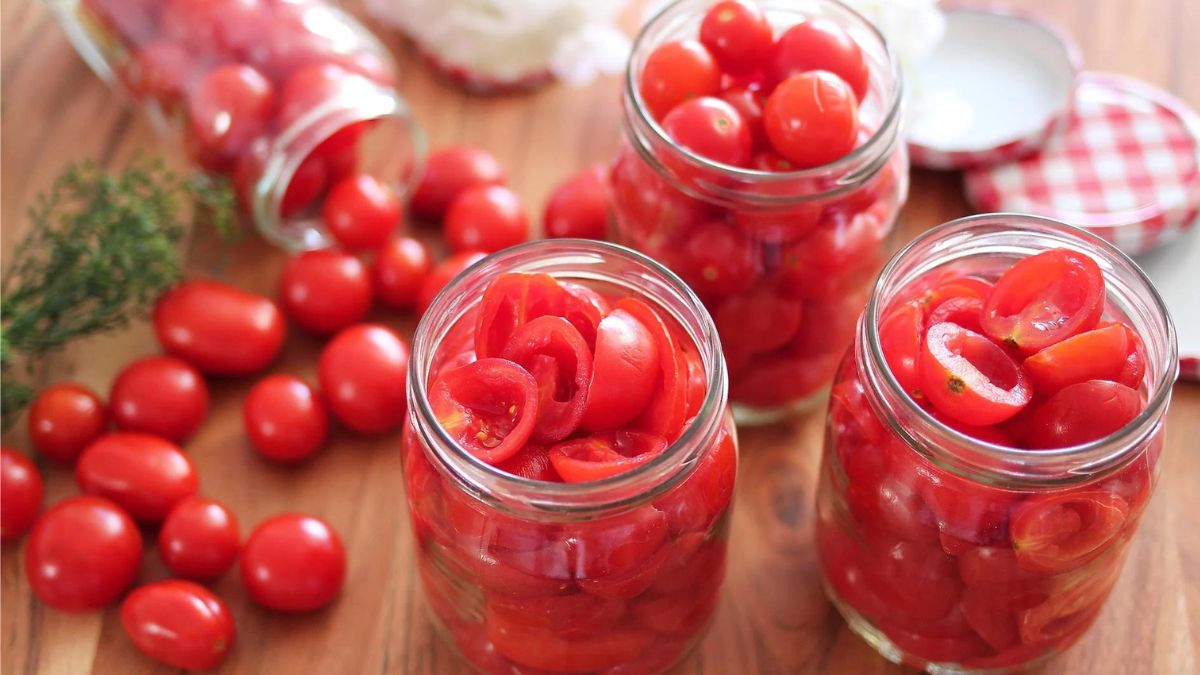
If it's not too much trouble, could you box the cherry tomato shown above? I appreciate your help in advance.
[444,185,528,253]
[277,63,373,130]
[719,87,767,151]
[317,323,409,434]
[321,174,402,250]
[110,356,209,443]
[1107,321,1147,388]
[662,96,752,167]
[241,513,346,612]
[981,249,1105,353]
[1010,491,1130,572]
[1,449,43,543]
[616,298,689,441]
[27,382,108,464]
[429,358,540,464]
[243,374,329,463]
[1026,380,1142,448]
[880,301,925,400]
[543,165,610,240]
[279,248,373,335]
[769,18,869,100]
[186,63,274,171]
[500,316,593,442]
[1022,324,1132,395]
[927,296,985,334]
[159,496,241,581]
[777,207,888,299]
[410,145,507,219]
[121,580,235,670]
[417,250,487,315]
[475,272,569,358]
[639,40,721,121]
[280,151,329,217]
[549,431,668,483]
[372,237,432,310]
[76,432,199,524]
[920,322,1032,427]
[715,286,803,363]
[581,308,661,431]
[682,220,759,297]
[764,71,859,169]
[495,443,558,481]
[25,495,142,612]
[560,281,610,349]
[154,280,286,376]
[487,604,652,673]
[699,0,774,74]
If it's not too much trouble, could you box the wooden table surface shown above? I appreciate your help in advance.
[3,1,1198,673]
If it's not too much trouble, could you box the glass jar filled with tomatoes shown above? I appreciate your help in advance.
[817,214,1177,671]
[612,0,908,421]
[54,0,422,250]
[403,240,737,674]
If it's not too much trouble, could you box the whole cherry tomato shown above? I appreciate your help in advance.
[277,63,372,130]
[25,495,142,612]
[920,322,1032,427]
[444,185,529,253]
[76,432,199,524]
[27,382,108,464]
[243,374,329,463]
[410,145,507,219]
[662,96,752,167]
[429,358,540,464]
[279,248,374,335]
[317,324,409,434]
[543,165,610,240]
[879,301,925,401]
[581,308,661,431]
[549,431,668,483]
[417,250,487,315]
[982,249,1105,354]
[682,220,759,297]
[699,0,774,74]
[372,236,432,309]
[186,63,275,171]
[159,496,241,581]
[1,448,43,543]
[322,174,402,250]
[764,71,859,169]
[639,40,721,121]
[121,580,236,670]
[1027,380,1141,449]
[110,356,209,443]
[487,604,652,672]
[241,514,346,612]
[154,280,286,376]
[495,443,557,482]
[768,18,869,99]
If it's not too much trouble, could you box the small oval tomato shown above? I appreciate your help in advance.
[321,174,402,250]
[474,272,568,358]
[1,449,43,542]
[549,431,668,483]
[25,495,142,611]
[1108,321,1146,388]
[1010,491,1130,572]
[410,145,507,219]
[581,308,661,431]
[639,40,721,121]
[715,285,803,364]
[444,185,528,253]
[764,71,859,168]
[769,18,869,100]
[429,358,540,464]
[662,96,752,167]
[1026,380,1142,448]
[920,322,1032,427]
[981,249,1105,353]
[159,496,241,581]
[186,63,274,171]
[543,165,610,240]
[372,236,432,310]
[617,298,689,441]
[154,280,286,376]
[317,324,409,434]
[1022,324,1131,395]
[121,580,235,670]
[27,382,108,464]
[501,316,593,442]
[76,432,199,524]
[682,220,759,297]
[880,301,925,400]
[244,374,328,463]
[279,248,374,335]
[699,0,774,74]
[416,250,487,315]
[241,513,346,612]
[110,356,209,443]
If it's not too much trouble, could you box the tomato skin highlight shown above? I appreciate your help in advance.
[158,496,241,582]
[920,322,1032,427]
[121,580,236,671]
[1,449,43,542]
[981,249,1105,353]
[154,280,285,376]
[27,382,108,464]
[76,432,199,524]
[240,514,345,612]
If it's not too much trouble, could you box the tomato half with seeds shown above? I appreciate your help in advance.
[1026,380,1141,448]
[1010,491,1130,573]
[616,298,689,441]
[580,308,661,431]
[981,249,1105,353]
[1022,323,1132,395]
[501,316,592,442]
[475,272,568,358]
[920,322,1032,426]
[548,431,668,483]
[430,358,539,465]
[121,580,236,670]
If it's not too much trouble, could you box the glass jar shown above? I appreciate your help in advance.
[816,214,1177,672]
[53,0,423,250]
[403,240,738,675]
[612,0,908,423]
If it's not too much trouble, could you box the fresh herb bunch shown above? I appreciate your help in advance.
[1,157,237,428]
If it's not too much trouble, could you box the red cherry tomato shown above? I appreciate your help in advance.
[417,250,487,315]
[920,322,1032,427]
[279,248,374,335]
[110,356,209,443]
[495,443,558,481]
[429,358,540,464]
[280,151,329,217]
[880,301,925,400]
[581,308,661,431]
[76,432,199,524]
[276,63,372,130]
[25,495,142,611]
[769,18,869,100]
[543,165,610,240]
[617,298,689,441]
[321,174,402,250]
[981,249,1105,353]
[1108,321,1147,388]
[243,374,329,463]
[154,280,286,376]
[241,513,346,612]
[777,207,887,299]
[317,324,409,434]
[475,272,569,359]
[682,220,759,297]
[928,296,985,334]
[121,580,236,670]
[639,40,721,121]
[27,382,108,464]
[1027,380,1142,449]
[560,281,610,350]
[1,449,43,542]
[487,604,652,673]
[719,87,767,151]
[500,316,593,442]
[159,496,241,581]
[715,285,803,362]
[548,431,668,483]
[410,145,507,219]
[764,71,859,169]
[1022,324,1132,395]
[444,185,528,253]
[699,0,774,74]
[1010,491,1130,572]
[186,63,274,171]
[372,236,432,310]
[662,96,753,167]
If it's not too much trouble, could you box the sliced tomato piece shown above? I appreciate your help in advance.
[548,431,668,483]
[1022,324,1130,395]
[1026,379,1142,448]
[474,273,568,358]
[615,298,689,441]
[501,316,592,442]
[1010,491,1129,573]
[957,546,1045,587]
[928,296,984,334]
[879,623,989,664]
[920,322,1032,426]
[680,337,708,419]
[653,429,736,535]
[960,581,1051,652]
[559,281,610,350]
[920,465,1018,548]
[879,300,924,400]
[981,249,1105,353]
[868,539,964,622]
[567,506,670,582]
[485,591,625,639]
[429,358,539,465]
[495,443,557,482]
[580,309,661,431]
[486,603,652,673]
[1106,321,1146,389]
[1017,558,1120,646]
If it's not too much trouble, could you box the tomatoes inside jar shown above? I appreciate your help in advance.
[816,214,1177,671]
[613,0,907,421]
[402,241,737,675]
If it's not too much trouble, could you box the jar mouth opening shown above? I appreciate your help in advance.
[408,239,729,516]
[862,213,1179,485]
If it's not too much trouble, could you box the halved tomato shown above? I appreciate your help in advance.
[580,309,660,431]
[981,249,1104,353]
[920,322,1032,426]
[1010,491,1129,573]
[501,316,592,442]
[548,431,668,483]
[1022,324,1130,395]
[429,358,539,465]
[475,273,568,358]
[616,298,689,441]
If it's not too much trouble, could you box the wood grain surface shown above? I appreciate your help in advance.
[3,1,1198,673]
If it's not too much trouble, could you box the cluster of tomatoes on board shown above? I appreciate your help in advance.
[0,143,609,670]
